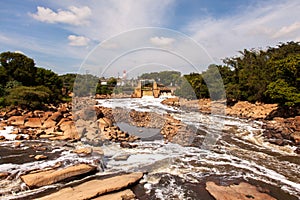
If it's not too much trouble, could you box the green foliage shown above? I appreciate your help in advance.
[5,86,52,109]
[0,51,36,85]
[139,71,181,86]
[265,79,300,107]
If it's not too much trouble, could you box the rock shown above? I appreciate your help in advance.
[161,97,179,106]
[0,135,5,140]
[93,189,135,200]
[15,135,24,140]
[21,164,96,188]
[49,111,63,122]
[25,118,42,128]
[7,115,26,126]
[291,132,300,144]
[113,154,130,161]
[39,134,55,139]
[120,141,138,148]
[42,118,57,128]
[206,181,276,200]
[14,142,21,147]
[73,147,92,155]
[34,155,48,160]
[38,172,143,200]
[0,172,10,180]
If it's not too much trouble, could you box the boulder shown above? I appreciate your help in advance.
[38,172,143,200]
[25,118,42,128]
[206,181,276,200]
[7,115,26,126]
[0,135,5,140]
[21,164,96,188]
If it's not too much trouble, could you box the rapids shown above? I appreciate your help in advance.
[0,97,299,199]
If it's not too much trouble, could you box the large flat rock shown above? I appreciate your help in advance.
[38,172,143,200]
[206,181,276,200]
[21,164,96,188]
[93,189,135,200]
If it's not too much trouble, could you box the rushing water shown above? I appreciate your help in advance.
[0,97,299,199]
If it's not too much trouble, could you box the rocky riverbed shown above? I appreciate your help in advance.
[0,97,299,199]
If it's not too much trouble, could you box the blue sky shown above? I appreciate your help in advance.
[0,0,300,76]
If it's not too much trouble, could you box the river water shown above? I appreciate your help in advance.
[0,97,299,199]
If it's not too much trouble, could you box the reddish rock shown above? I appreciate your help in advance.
[7,115,26,126]
[206,181,276,200]
[21,164,96,188]
[34,155,48,160]
[0,172,10,180]
[42,118,57,128]
[73,147,92,155]
[0,135,5,140]
[25,118,42,128]
[49,111,63,122]
[38,172,143,200]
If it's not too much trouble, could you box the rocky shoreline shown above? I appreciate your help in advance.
[162,97,300,154]
[0,97,299,199]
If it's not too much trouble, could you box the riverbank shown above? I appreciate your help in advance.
[0,97,299,199]
[161,97,300,153]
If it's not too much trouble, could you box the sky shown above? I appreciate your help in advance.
[0,0,300,77]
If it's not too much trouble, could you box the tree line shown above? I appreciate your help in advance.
[175,41,300,107]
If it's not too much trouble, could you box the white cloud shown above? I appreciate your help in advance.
[68,35,90,46]
[186,0,300,62]
[150,36,175,46]
[30,6,91,26]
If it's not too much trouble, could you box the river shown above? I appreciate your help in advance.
[0,97,299,199]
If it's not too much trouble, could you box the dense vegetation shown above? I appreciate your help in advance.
[176,41,300,107]
[0,41,299,110]
[0,52,62,109]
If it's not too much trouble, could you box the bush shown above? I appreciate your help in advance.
[5,86,52,109]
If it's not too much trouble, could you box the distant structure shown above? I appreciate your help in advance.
[132,79,173,98]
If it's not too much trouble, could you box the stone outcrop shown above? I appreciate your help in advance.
[21,164,96,188]
[226,101,278,119]
[38,172,143,200]
[263,116,300,152]
[206,181,276,200]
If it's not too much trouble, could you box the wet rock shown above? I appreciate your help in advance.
[206,181,276,200]
[0,172,10,180]
[161,97,179,107]
[15,135,24,140]
[38,172,143,200]
[93,189,135,200]
[34,155,48,160]
[120,141,138,148]
[113,154,130,161]
[21,164,97,188]
[14,142,21,148]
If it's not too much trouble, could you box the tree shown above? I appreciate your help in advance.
[0,52,36,85]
